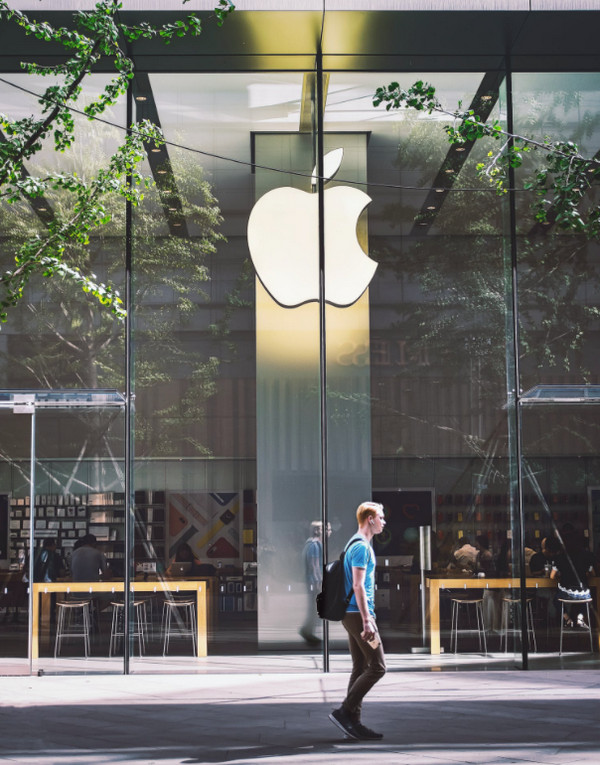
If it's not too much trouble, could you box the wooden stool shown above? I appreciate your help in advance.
[499,597,537,652]
[109,600,147,657]
[559,598,593,655]
[54,600,91,658]
[162,598,197,656]
[450,597,487,654]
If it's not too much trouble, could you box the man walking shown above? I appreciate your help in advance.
[329,501,386,741]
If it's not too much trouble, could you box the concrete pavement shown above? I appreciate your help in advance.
[1,670,600,764]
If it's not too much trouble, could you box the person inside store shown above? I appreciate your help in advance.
[34,537,66,583]
[432,531,456,571]
[449,536,479,574]
[475,534,493,575]
[166,542,216,577]
[32,538,66,625]
[494,539,512,576]
[550,525,596,629]
[438,536,482,625]
[70,533,110,582]
[529,536,554,576]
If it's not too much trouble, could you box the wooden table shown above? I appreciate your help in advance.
[426,576,600,655]
[31,579,209,659]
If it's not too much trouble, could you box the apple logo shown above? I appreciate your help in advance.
[247,148,377,308]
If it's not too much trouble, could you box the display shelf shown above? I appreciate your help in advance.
[6,491,167,574]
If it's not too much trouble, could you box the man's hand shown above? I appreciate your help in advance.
[361,617,376,643]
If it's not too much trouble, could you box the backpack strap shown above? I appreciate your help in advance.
[341,537,367,607]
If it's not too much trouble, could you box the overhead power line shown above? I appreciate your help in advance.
[0,74,526,195]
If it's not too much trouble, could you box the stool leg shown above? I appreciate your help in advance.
[54,604,65,658]
[109,606,118,657]
[136,603,145,657]
[162,604,171,656]
[585,602,593,653]
[527,601,537,653]
[451,601,458,653]
[189,604,197,655]
[476,602,487,654]
[82,603,90,658]
[559,602,565,656]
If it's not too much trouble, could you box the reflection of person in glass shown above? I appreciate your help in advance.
[551,525,597,629]
[299,521,329,645]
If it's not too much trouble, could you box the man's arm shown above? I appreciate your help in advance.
[352,566,376,642]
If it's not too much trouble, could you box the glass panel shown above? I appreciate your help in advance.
[520,404,599,667]
[131,73,319,671]
[513,73,600,393]
[513,72,600,669]
[0,74,126,391]
[0,72,127,672]
[324,71,522,669]
[31,407,126,674]
[0,409,30,675]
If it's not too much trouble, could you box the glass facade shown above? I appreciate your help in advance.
[1,6,599,675]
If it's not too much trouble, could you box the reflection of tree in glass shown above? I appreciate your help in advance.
[0,148,227,457]
[374,80,600,238]
[370,86,600,457]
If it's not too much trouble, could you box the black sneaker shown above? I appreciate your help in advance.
[354,722,384,740]
[328,708,359,740]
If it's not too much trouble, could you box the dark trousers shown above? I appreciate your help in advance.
[341,611,386,722]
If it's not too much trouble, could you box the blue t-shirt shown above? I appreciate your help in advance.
[343,533,376,616]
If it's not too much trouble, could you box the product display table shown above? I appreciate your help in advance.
[426,575,600,655]
[31,579,209,659]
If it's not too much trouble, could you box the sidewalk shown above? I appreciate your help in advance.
[1,670,600,764]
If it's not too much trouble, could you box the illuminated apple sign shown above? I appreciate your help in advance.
[247,148,377,308]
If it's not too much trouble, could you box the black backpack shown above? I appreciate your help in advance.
[316,538,362,621]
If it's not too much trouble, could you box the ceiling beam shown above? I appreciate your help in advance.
[409,70,506,237]
[132,72,189,239]
[299,72,330,133]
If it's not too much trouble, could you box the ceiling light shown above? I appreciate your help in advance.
[445,168,455,174]
[435,188,445,193]
[135,95,147,102]
[173,222,182,227]
[455,146,466,152]
[168,207,177,212]
[157,169,167,174]
[427,205,436,210]
[481,94,493,101]
[151,148,161,153]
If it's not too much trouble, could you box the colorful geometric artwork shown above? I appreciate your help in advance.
[167,492,240,564]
